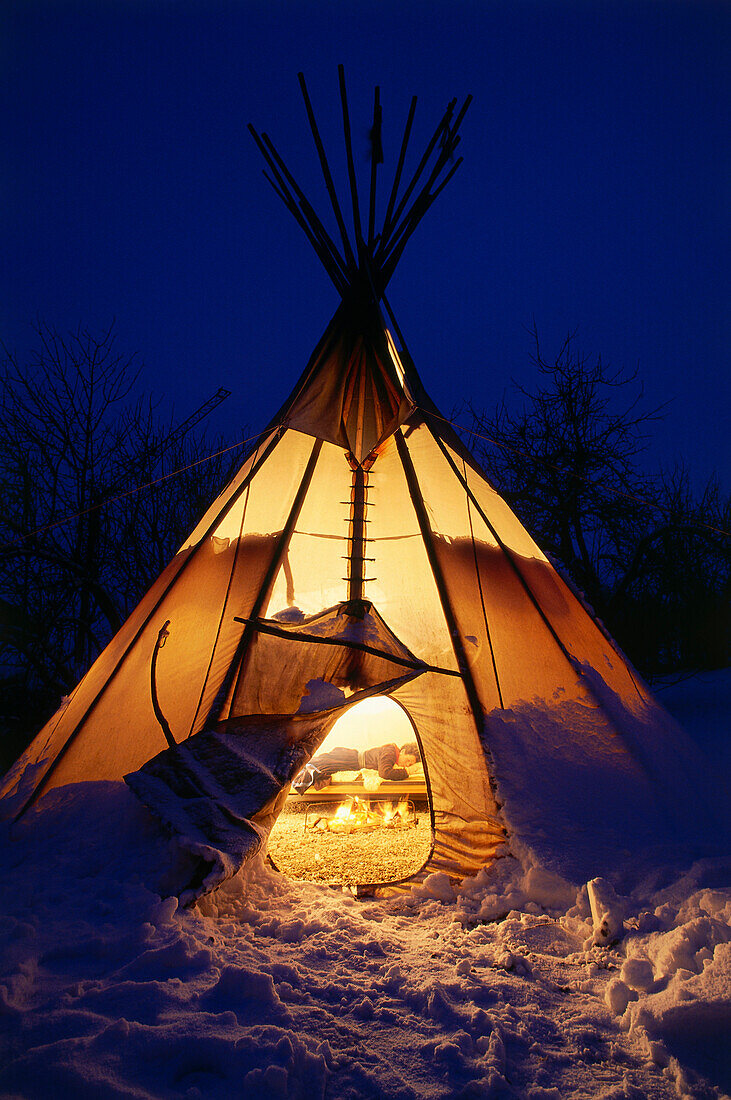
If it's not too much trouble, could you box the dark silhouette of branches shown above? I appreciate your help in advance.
[470,326,730,675]
[0,322,238,763]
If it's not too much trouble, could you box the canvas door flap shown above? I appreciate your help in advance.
[229,601,441,717]
[125,710,338,905]
[124,674,418,905]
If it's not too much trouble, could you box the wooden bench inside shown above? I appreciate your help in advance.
[288,779,427,803]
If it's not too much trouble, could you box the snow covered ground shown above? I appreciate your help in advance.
[1,671,729,1100]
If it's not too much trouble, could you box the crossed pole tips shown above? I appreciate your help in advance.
[248,67,472,301]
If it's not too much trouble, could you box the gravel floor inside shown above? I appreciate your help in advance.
[268,799,433,886]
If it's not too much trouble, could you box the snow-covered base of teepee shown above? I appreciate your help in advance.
[483,666,729,888]
[1,673,729,1100]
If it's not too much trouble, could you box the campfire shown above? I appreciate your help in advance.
[269,797,432,885]
[304,796,417,834]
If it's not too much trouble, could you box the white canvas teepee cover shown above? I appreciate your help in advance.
[0,376,709,896]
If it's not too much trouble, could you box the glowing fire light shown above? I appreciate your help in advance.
[305,796,416,834]
[380,799,411,827]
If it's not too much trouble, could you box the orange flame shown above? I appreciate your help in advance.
[306,796,416,833]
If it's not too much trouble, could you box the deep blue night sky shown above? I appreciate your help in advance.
[3,1,729,488]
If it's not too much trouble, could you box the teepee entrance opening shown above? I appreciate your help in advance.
[313,695,417,756]
[267,696,433,887]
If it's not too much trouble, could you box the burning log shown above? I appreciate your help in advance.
[380,799,414,828]
[304,796,417,834]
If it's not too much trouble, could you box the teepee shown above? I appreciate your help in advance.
[1,72,704,900]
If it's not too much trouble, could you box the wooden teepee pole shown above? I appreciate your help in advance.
[297,71,358,276]
[367,86,382,249]
[338,65,365,260]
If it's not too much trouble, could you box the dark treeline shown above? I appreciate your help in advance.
[468,327,730,678]
[0,323,240,769]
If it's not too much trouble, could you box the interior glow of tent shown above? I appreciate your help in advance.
[317,694,414,755]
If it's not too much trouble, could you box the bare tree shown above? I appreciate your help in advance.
[0,322,239,758]
[469,326,729,674]
[613,464,730,672]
